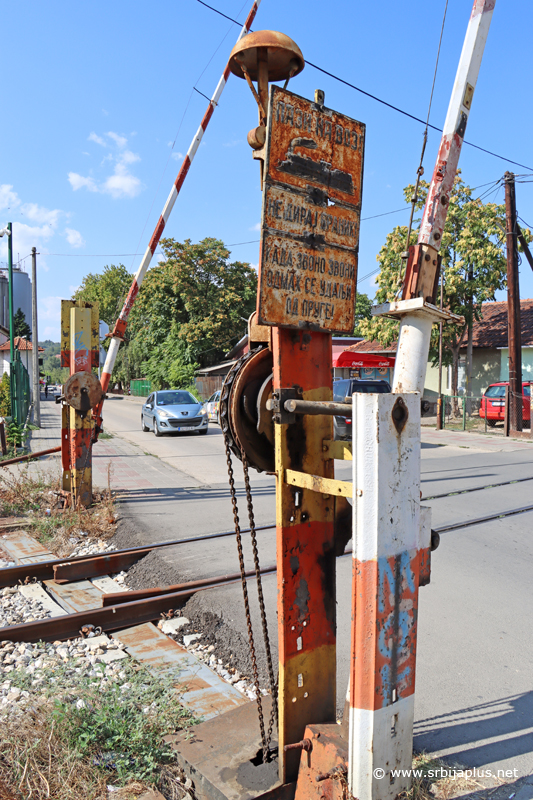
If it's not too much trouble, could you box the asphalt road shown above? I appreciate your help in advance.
[101,395,533,777]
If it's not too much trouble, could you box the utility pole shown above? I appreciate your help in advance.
[31,247,40,427]
[7,223,14,365]
[504,172,522,432]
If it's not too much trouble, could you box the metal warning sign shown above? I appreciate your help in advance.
[258,86,365,333]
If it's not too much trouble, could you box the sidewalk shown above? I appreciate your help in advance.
[421,426,533,452]
[25,398,193,494]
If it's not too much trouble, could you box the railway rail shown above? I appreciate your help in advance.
[1,499,533,645]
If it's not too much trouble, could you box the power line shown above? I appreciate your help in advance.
[196,0,533,172]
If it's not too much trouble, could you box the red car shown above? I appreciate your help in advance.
[479,382,531,426]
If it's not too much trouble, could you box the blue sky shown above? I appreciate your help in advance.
[1,0,532,341]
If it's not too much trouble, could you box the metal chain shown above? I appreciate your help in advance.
[222,429,268,763]
[241,450,278,739]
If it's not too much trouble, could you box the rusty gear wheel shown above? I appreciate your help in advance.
[220,346,274,473]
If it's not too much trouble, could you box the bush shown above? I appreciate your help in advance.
[0,373,10,417]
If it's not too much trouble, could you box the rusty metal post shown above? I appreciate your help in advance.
[273,327,336,782]
[505,172,522,432]
[348,393,432,800]
[61,300,99,506]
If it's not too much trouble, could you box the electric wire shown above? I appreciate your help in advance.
[196,0,533,172]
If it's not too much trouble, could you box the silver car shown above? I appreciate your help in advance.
[141,390,208,437]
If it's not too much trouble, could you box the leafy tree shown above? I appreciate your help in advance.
[0,373,10,417]
[73,264,134,327]
[353,292,372,336]
[73,263,134,386]
[13,307,31,339]
[128,237,257,382]
[359,173,531,398]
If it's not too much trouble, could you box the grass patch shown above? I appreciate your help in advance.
[401,752,488,800]
[98,431,114,440]
[0,463,117,556]
[0,660,197,799]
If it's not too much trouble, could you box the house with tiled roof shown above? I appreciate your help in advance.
[338,299,533,398]
[0,337,45,400]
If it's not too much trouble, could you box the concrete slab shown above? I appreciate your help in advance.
[98,648,129,663]
[114,622,246,721]
[169,697,290,800]
[1,531,52,563]
[158,617,189,634]
[91,575,123,594]
[44,579,104,613]
[19,584,66,617]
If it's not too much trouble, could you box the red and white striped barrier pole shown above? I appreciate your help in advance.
[392,0,496,396]
[94,0,262,429]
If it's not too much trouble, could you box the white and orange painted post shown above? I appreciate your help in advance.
[348,392,432,800]
[348,3,497,797]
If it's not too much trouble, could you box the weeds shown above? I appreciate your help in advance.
[0,661,197,799]
[0,463,117,556]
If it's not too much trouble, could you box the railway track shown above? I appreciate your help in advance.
[2,497,533,644]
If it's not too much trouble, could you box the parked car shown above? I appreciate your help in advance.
[204,390,221,423]
[479,382,531,426]
[141,390,208,436]
[333,378,391,440]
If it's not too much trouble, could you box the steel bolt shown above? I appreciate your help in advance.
[284,738,312,753]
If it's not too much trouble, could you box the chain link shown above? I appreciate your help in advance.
[223,429,269,763]
[241,450,278,742]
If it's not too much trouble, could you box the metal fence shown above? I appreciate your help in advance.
[431,389,532,437]
[129,379,151,397]
[9,352,30,425]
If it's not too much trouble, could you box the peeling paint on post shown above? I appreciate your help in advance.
[348,392,432,800]
[61,300,99,507]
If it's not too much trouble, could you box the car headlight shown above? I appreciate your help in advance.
[199,407,207,416]
[157,409,170,418]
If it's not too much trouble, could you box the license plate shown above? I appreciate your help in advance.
[491,401,504,407]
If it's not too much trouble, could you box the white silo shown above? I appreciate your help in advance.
[12,267,32,335]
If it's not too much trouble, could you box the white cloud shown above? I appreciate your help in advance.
[68,132,142,199]
[249,222,261,231]
[0,184,21,213]
[223,139,242,148]
[65,228,85,248]
[21,203,61,227]
[171,151,185,161]
[88,132,107,147]
[69,284,80,295]
[68,172,98,192]
[250,262,259,272]
[107,131,128,148]
[103,163,142,199]
[121,150,140,165]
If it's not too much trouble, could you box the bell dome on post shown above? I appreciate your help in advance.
[229,31,304,162]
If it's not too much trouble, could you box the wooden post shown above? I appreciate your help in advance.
[505,172,522,432]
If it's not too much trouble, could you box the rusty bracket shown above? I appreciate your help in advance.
[286,468,352,497]
[270,387,300,424]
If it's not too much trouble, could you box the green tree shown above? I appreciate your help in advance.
[73,264,134,326]
[73,263,134,388]
[353,292,372,336]
[13,307,31,339]
[359,173,530,398]
[128,237,257,385]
